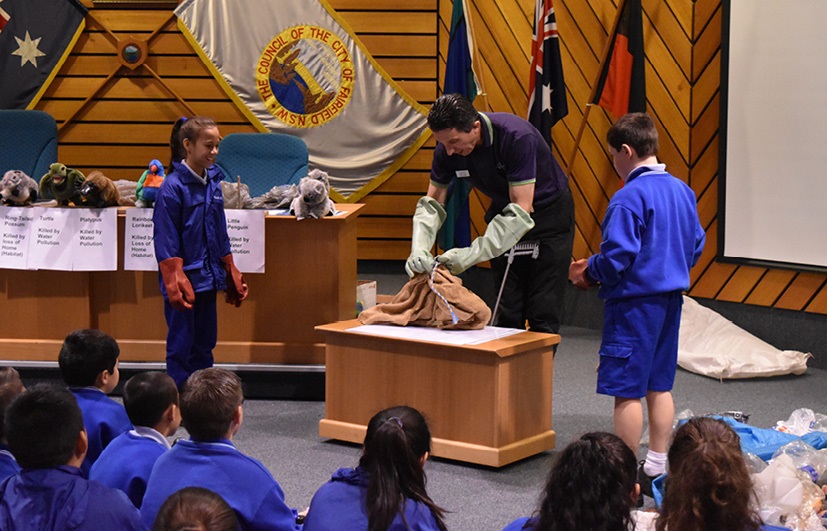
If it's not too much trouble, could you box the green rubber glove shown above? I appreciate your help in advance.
[405,195,447,277]
[436,203,535,274]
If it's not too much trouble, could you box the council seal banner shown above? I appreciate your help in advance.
[175,0,431,202]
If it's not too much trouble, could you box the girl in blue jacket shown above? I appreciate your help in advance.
[153,116,248,388]
[303,406,447,531]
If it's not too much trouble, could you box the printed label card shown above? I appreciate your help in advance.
[28,208,76,270]
[0,206,36,270]
[73,209,117,271]
[124,208,157,271]
[225,210,265,273]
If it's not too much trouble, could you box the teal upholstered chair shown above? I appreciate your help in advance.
[0,110,58,182]
[215,132,309,197]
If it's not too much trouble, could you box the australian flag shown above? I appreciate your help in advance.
[527,0,568,145]
[0,0,87,109]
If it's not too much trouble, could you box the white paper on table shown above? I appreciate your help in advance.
[225,209,265,273]
[0,206,36,270]
[346,324,525,346]
[28,208,75,270]
[73,208,117,271]
[124,208,157,271]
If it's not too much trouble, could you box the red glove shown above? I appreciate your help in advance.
[159,257,194,311]
[221,254,248,307]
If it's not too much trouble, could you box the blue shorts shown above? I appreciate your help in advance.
[596,291,683,399]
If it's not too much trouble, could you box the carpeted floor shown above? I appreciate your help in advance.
[14,263,826,529]
[227,324,827,530]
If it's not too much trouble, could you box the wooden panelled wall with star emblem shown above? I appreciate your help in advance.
[38,0,827,315]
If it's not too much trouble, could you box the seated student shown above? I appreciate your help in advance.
[90,372,181,508]
[58,328,133,476]
[0,384,144,529]
[303,405,447,531]
[153,486,240,531]
[140,368,301,530]
[0,368,25,482]
[655,417,789,531]
[502,432,639,531]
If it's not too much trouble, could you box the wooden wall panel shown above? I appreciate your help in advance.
[554,0,827,316]
[26,0,827,314]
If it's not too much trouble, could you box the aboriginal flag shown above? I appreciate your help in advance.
[527,0,568,145]
[0,0,87,109]
[592,0,645,119]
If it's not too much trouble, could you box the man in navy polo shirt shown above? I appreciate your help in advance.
[406,93,574,335]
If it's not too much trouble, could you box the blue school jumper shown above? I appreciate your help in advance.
[141,438,300,530]
[303,467,443,531]
[69,387,132,476]
[89,427,170,508]
[585,165,705,398]
[0,465,144,530]
[0,444,20,482]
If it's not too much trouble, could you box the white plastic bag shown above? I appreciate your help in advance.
[678,296,810,379]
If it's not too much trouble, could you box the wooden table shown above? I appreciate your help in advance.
[317,320,559,467]
[0,204,362,365]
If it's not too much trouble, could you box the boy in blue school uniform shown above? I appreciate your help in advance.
[0,368,24,481]
[140,367,301,530]
[569,112,706,499]
[58,329,133,477]
[0,384,144,530]
[90,372,180,508]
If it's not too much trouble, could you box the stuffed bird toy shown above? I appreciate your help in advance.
[135,159,165,207]
[40,163,85,206]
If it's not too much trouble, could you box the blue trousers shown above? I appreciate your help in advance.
[164,290,217,388]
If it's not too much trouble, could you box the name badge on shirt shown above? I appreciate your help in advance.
[455,170,470,178]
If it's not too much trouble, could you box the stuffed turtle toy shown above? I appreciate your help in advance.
[40,163,85,206]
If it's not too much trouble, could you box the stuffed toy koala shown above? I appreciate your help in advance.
[79,171,134,207]
[40,163,85,206]
[290,169,335,220]
[0,170,39,206]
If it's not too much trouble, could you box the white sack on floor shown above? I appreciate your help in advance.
[678,296,810,379]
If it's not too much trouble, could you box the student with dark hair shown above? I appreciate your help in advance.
[140,368,300,530]
[503,432,639,531]
[303,405,447,531]
[0,384,144,529]
[154,116,248,388]
[0,367,24,481]
[569,113,705,498]
[58,328,133,476]
[153,487,240,531]
[655,417,788,531]
[167,116,188,176]
[90,372,181,508]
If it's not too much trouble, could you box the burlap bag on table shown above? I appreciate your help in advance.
[357,267,490,330]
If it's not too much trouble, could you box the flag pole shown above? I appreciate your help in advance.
[462,0,490,111]
[565,0,627,174]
